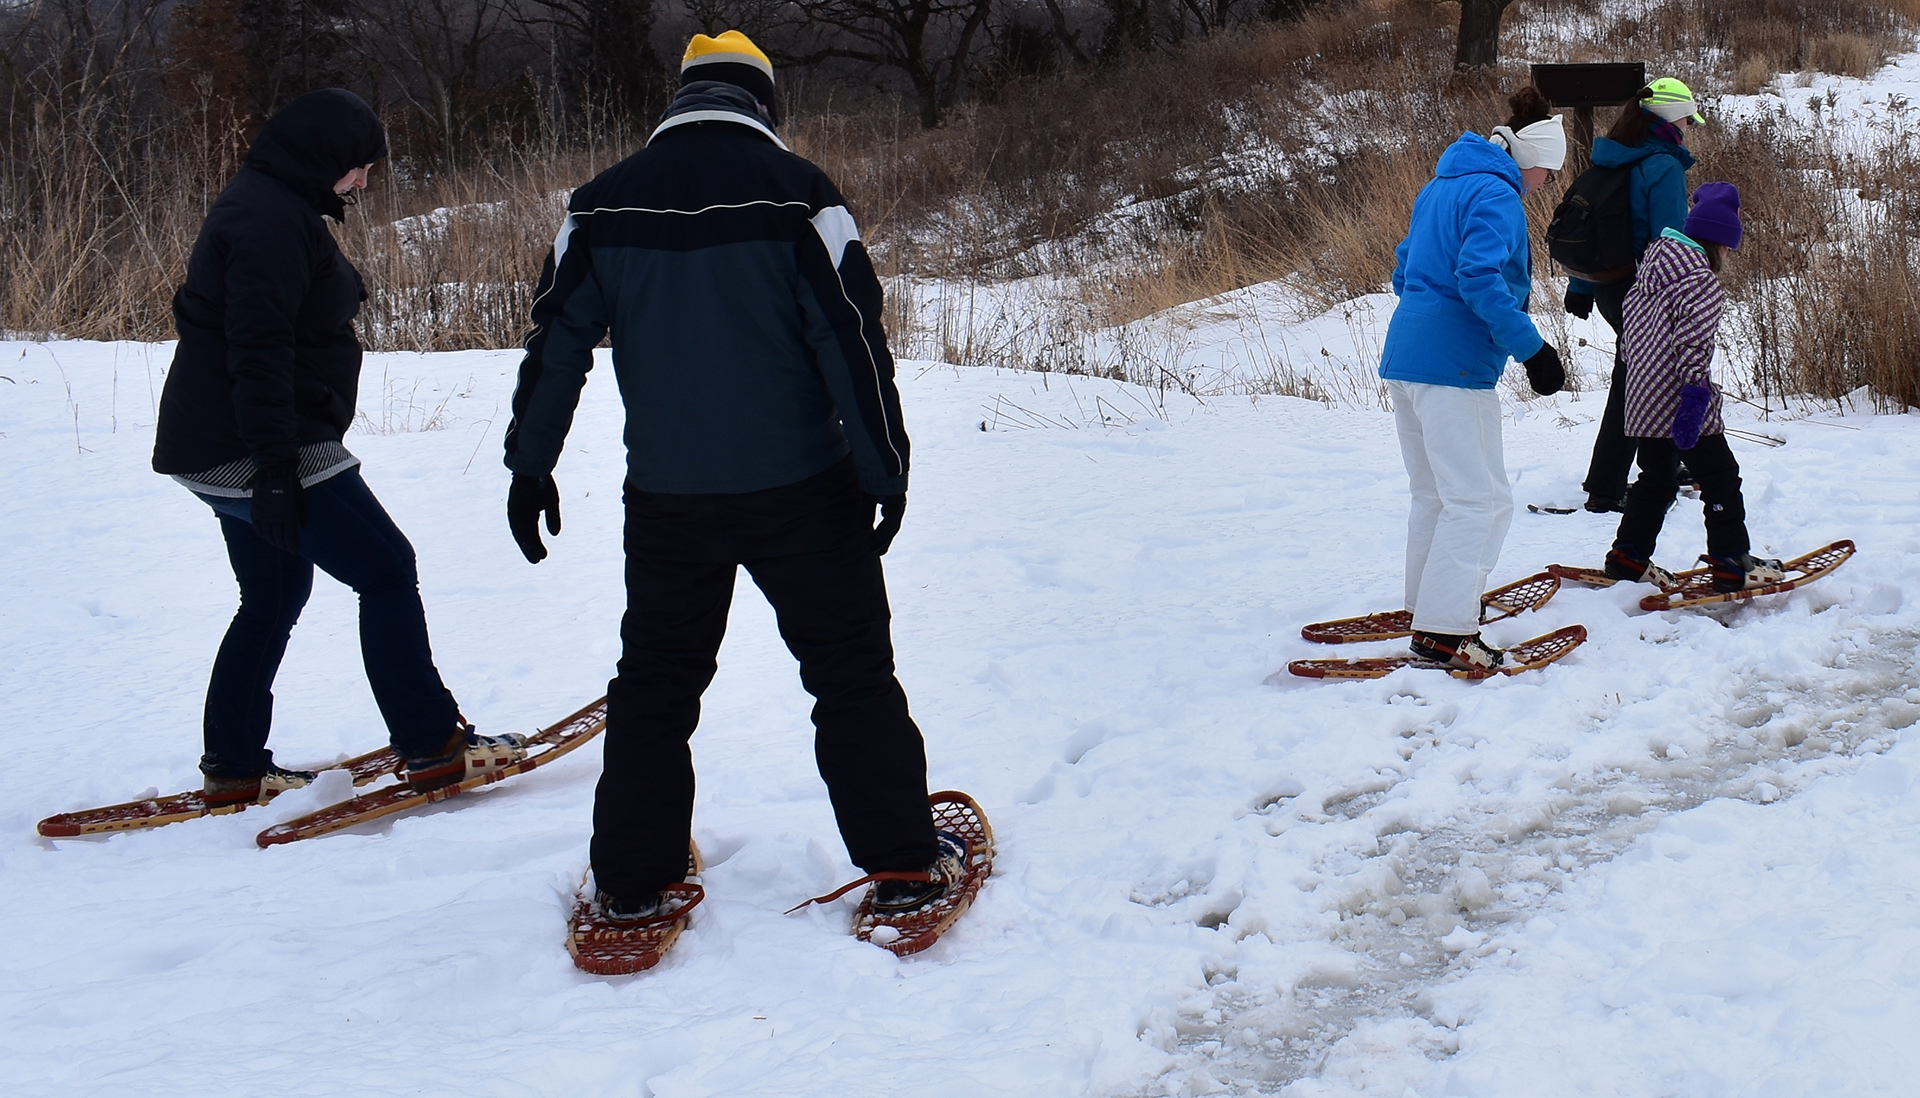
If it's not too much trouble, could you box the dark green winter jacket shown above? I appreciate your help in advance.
[503,84,908,498]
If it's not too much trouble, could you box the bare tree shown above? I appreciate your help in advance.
[1451,0,1516,71]
[343,0,529,168]
[520,0,666,124]
[788,0,995,128]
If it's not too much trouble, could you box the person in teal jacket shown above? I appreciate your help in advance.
[1567,77,1704,512]
[1379,86,1566,673]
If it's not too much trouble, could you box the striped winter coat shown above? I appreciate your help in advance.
[1622,232,1726,440]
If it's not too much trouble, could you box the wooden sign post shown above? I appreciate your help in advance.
[1531,62,1648,160]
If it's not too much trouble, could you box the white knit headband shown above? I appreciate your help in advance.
[1490,115,1568,171]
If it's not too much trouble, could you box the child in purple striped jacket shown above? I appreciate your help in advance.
[1601,182,1785,594]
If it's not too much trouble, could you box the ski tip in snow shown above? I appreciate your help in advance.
[1527,503,1578,515]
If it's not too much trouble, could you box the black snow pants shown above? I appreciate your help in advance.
[592,457,938,901]
[1581,278,1649,502]
[1613,432,1750,562]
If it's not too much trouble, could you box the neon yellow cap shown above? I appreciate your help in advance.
[1643,77,1705,125]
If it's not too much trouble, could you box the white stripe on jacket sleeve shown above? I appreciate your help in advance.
[810,206,860,270]
[550,213,579,272]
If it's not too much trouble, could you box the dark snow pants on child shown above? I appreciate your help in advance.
[1613,433,1749,561]
[592,457,939,902]
[195,469,462,778]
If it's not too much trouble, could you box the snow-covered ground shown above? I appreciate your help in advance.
[10,26,1920,1096]
[3,329,1917,1096]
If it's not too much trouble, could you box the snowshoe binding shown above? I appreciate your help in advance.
[1409,630,1504,673]
[402,720,528,793]
[1709,553,1787,594]
[1604,546,1679,588]
[202,764,319,810]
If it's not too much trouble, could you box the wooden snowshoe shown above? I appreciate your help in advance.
[1551,540,1854,611]
[254,696,606,847]
[788,791,994,957]
[1288,624,1587,681]
[567,846,704,976]
[1301,571,1559,644]
[1642,539,1854,611]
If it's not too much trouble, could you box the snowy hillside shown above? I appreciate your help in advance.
[2,327,1916,1096]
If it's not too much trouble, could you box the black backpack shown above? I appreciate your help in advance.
[1546,165,1636,284]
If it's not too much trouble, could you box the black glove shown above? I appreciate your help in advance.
[250,463,308,555]
[508,474,561,563]
[871,493,906,556]
[1524,342,1565,396]
[1563,289,1594,319]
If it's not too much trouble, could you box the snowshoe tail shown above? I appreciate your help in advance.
[1548,562,1620,588]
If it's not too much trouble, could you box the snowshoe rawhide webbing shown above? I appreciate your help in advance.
[568,846,705,976]
[253,696,607,847]
[1301,571,1558,644]
[36,745,403,838]
[1288,625,1588,681]
[789,791,994,957]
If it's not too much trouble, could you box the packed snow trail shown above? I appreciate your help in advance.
[2,339,1917,1097]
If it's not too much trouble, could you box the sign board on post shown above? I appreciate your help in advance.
[1531,62,1647,157]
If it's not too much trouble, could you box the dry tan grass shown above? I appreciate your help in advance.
[2,0,1917,406]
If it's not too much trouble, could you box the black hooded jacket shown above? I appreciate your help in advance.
[152,89,388,474]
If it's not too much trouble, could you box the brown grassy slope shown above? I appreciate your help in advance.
[2,0,1916,405]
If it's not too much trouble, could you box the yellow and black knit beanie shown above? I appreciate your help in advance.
[681,31,777,124]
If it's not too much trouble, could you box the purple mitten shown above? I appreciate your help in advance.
[1672,383,1712,450]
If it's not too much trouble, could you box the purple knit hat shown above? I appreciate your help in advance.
[1684,182,1743,249]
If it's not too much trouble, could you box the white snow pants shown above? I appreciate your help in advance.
[1389,379,1513,636]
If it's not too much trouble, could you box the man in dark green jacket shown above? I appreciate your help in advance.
[503,32,955,922]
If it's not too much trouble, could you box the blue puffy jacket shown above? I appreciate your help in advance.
[1565,135,1695,295]
[1379,132,1543,390]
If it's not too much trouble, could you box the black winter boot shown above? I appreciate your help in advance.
[1408,631,1504,672]
[872,831,971,915]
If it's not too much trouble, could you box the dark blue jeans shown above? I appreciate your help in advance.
[195,468,459,777]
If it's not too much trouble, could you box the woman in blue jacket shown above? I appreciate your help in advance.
[1379,87,1566,672]
[1568,78,1704,512]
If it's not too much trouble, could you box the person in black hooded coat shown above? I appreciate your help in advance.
[152,89,524,807]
